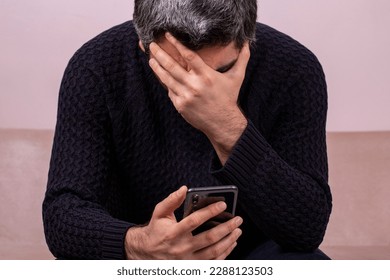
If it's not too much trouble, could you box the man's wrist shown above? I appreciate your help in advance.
[208,111,247,165]
[124,226,146,260]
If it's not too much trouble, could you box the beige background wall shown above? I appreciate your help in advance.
[1,0,390,131]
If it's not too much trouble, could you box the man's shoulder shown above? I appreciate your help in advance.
[84,21,138,49]
[68,21,139,71]
[254,23,322,75]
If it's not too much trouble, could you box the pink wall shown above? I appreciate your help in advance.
[1,0,389,131]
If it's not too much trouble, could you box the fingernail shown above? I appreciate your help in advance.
[218,202,227,210]
[235,217,243,226]
[236,229,242,238]
[148,59,156,67]
[177,186,186,195]
[149,42,156,53]
[165,32,172,39]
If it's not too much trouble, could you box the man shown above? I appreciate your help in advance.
[43,0,332,260]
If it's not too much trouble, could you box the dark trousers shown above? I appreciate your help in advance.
[245,240,331,260]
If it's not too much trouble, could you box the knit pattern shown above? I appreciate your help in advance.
[43,21,332,259]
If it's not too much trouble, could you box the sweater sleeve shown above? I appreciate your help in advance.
[211,61,332,251]
[42,53,133,259]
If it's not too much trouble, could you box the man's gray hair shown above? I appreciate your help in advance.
[133,0,257,53]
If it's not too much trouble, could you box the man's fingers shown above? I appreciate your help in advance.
[165,33,207,74]
[193,216,243,250]
[153,186,187,219]
[176,201,227,234]
[228,41,250,78]
[149,42,189,82]
[149,58,185,95]
[195,228,242,259]
[214,241,238,260]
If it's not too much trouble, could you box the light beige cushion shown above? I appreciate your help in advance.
[0,129,389,259]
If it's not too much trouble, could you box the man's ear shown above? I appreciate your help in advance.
[138,40,146,52]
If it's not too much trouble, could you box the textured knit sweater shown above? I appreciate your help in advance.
[43,21,332,259]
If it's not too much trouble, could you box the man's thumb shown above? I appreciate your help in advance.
[153,186,187,218]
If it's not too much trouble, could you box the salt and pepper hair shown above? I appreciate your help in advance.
[133,0,257,53]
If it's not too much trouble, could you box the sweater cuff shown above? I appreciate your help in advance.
[102,219,134,259]
[210,120,270,187]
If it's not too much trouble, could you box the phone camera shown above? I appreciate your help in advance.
[192,194,199,204]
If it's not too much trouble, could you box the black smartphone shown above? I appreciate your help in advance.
[183,185,238,234]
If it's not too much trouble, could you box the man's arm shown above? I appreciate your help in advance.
[213,67,332,251]
[149,33,332,251]
[43,50,242,260]
[43,55,133,259]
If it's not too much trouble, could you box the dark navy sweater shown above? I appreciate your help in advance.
[43,21,332,259]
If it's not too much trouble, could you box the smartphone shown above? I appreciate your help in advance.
[183,185,238,234]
